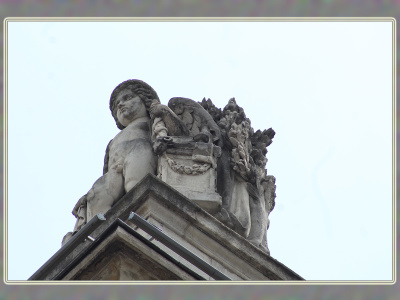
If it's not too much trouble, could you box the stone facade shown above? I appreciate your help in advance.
[33,79,303,281]
[30,175,303,281]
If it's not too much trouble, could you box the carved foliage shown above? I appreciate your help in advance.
[164,154,211,175]
[202,98,275,183]
[151,93,276,253]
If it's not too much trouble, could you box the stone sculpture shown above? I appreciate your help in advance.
[200,98,276,253]
[62,79,185,245]
[63,79,276,255]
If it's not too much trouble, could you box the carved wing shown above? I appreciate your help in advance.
[168,97,221,143]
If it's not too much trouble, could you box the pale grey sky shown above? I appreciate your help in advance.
[6,20,394,281]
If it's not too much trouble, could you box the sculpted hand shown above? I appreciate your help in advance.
[150,103,169,118]
[153,136,170,154]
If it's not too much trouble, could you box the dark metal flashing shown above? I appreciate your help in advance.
[54,217,206,280]
[29,214,106,280]
[128,212,231,280]
[130,175,304,280]
[112,219,207,280]
[29,174,303,281]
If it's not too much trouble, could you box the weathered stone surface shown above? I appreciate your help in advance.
[122,175,287,280]
[34,174,303,281]
[63,80,163,244]
[157,140,222,214]
[64,226,198,280]
[62,79,279,271]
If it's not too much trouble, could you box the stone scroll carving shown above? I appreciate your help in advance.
[62,79,276,255]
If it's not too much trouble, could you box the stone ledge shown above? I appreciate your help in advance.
[30,174,303,281]
[64,224,202,280]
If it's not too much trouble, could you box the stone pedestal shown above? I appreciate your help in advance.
[29,174,303,281]
[157,142,222,214]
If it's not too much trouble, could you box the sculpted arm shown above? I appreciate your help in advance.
[150,103,189,136]
[62,140,124,245]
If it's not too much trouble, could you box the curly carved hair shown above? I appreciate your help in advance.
[110,79,160,130]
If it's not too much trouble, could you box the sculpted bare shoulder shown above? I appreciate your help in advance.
[63,79,162,245]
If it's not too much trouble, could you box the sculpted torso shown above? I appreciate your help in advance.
[107,119,156,191]
[85,89,157,220]
[61,80,162,246]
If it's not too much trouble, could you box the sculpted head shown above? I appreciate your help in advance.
[110,79,160,129]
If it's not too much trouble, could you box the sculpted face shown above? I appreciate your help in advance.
[115,89,148,127]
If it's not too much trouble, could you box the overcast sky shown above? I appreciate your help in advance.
[6,20,394,281]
